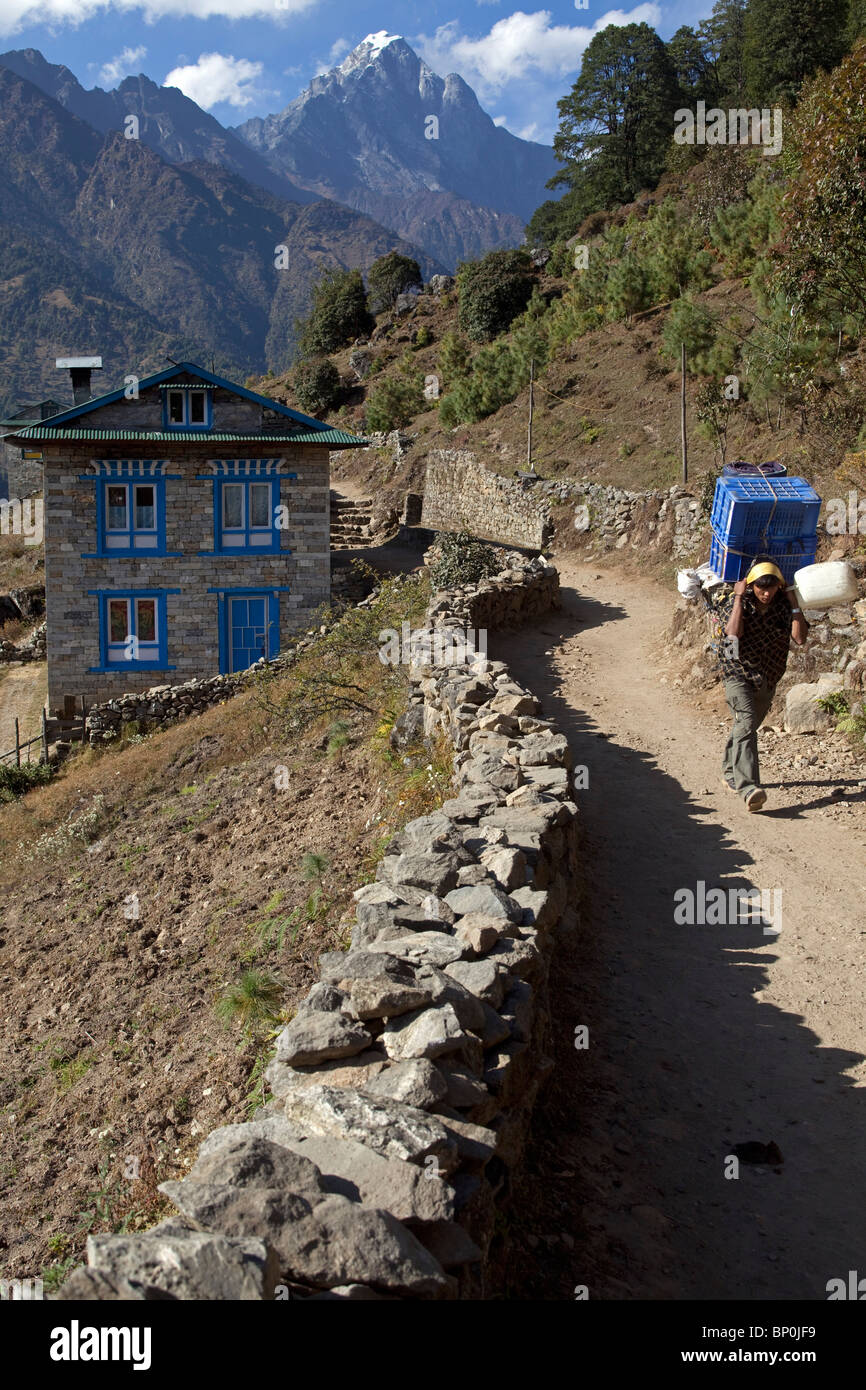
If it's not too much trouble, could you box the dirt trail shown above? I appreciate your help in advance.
[0,662,46,759]
[496,557,866,1301]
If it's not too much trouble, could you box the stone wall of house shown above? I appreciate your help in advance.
[0,439,43,499]
[56,550,579,1302]
[421,453,553,551]
[42,443,331,711]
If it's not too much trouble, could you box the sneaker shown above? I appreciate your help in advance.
[746,788,767,812]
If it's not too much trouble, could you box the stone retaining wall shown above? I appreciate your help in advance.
[0,622,46,664]
[57,550,579,1301]
[543,478,703,559]
[418,455,704,558]
[421,453,553,550]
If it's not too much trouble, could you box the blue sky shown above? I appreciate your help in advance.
[0,1,716,143]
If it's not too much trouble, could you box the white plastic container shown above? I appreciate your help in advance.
[792,560,858,610]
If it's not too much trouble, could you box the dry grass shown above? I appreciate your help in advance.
[0,617,29,644]
[0,531,44,592]
[0,680,274,889]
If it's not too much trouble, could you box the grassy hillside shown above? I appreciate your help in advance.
[0,570,453,1290]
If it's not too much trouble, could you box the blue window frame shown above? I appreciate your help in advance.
[210,588,286,674]
[98,478,167,554]
[79,467,179,558]
[88,589,178,672]
[162,388,212,431]
[216,477,280,553]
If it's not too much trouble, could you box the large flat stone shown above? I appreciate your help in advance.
[274,1012,372,1067]
[344,975,433,1021]
[363,1058,448,1109]
[366,932,465,967]
[85,1230,278,1301]
[380,1004,469,1061]
[184,1134,325,1199]
[377,851,460,897]
[281,1085,458,1171]
[444,884,522,922]
[265,1052,388,1100]
[274,1133,455,1225]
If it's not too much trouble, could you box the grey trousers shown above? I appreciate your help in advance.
[722,677,777,800]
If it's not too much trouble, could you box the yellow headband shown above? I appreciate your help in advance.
[745,562,785,586]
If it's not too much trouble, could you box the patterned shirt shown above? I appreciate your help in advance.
[712,589,793,689]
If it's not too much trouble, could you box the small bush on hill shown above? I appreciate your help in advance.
[292,357,341,416]
[297,268,374,356]
[365,377,422,432]
[366,252,423,315]
[457,248,535,342]
[0,761,54,803]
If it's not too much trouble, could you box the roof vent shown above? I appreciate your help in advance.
[56,356,103,406]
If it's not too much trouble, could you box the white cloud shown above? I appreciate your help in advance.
[493,114,507,126]
[98,45,147,86]
[163,52,264,109]
[313,35,352,76]
[0,0,316,39]
[414,6,663,100]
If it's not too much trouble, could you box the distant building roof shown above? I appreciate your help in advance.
[0,399,65,432]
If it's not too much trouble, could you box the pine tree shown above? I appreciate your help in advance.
[699,0,749,106]
[550,23,681,212]
[743,0,848,105]
[667,25,721,105]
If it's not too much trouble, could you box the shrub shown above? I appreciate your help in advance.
[366,252,423,315]
[216,970,283,1032]
[457,249,535,342]
[0,761,54,803]
[292,357,341,416]
[660,297,723,373]
[427,532,503,589]
[436,331,472,389]
[297,268,374,356]
[413,325,432,349]
[365,377,422,432]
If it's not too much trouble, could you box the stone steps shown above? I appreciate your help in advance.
[330,492,374,550]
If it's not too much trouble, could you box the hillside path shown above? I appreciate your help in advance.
[0,662,46,761]
[494,557,866,1300]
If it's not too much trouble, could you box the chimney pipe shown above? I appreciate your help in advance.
[56,356,103,406]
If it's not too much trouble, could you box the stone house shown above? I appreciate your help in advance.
[6,361,365,712]
[0,398,64,499]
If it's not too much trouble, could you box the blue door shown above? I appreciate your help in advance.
[229,596,267,672]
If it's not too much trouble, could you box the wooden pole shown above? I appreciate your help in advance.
[680,343,688,486]
[14,718,20,767]
[527,358,534,473]
[41,707,48,764]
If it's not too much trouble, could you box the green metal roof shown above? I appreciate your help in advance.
[12,425,368,447]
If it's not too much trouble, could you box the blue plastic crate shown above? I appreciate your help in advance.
[709,530,818,585]
[710,475,821,543]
